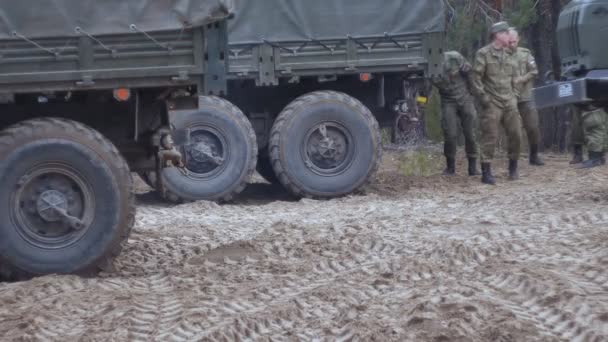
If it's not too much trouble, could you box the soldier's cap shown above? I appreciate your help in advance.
[490,21,510,34]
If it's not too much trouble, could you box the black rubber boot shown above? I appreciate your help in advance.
[468,158,479,176]
[529,145,545,166]
[481,163,496,185]
[443,157,456,175]
[570,145,583,165]
[508,159,519,180]
[577,151,605,169]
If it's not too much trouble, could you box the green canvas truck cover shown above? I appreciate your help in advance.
[0,0,233,39]
[228,0,446,44]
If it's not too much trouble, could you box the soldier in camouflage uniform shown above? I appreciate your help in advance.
[570,105,585,164]
[570,104,608,168]
[431,51,480,176]
[508,28,544,166]
[472,22,522,185]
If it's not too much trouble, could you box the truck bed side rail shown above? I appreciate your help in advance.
[0,29,205,93]
[228,32,443,86]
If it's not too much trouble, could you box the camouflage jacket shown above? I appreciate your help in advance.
[431,51,474,105]
[511,47,538,102]
[472,44,518,106]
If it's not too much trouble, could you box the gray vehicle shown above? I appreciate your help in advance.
[142,0,446,199]
[533,0,608,110]
[0,0,238,279]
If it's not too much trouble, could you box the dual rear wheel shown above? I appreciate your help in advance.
[0,92,380,279]
[147,92,381,200]
[268,91,382,198]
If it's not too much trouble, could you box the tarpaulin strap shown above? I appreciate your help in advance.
[12,31,58,56]
[75,27,114,53]
[130,24,172,51]
[384,33,406,50]
[262,39,296,55]
[347,35,371,52]
[308,38,334,53]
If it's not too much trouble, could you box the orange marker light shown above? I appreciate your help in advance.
[113,88,131,102]
[359,73,372,82]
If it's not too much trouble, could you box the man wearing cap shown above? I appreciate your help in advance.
[431,51,480,176]
[472,21,522,185]
[508,28,544,166]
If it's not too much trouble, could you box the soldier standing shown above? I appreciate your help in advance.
[571,103,608,168]
[472,22,522,185]
[508,28,544,166]
[569,105,585,164]
[431,51,480,176]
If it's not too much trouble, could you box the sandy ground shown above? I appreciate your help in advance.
[1,150,607,341]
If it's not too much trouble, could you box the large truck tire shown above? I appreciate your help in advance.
[160,96,257,202]
[269,91,382,199]
[0,118,134,280]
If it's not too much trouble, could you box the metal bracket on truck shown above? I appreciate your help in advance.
[533,70,608,110]
[423,32,444,80]
[203,21,229,96]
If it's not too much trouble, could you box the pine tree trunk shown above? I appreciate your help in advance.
[530,0,567,152]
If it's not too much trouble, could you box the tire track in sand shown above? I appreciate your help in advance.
[483,271,608,341]
[126,273,185,342]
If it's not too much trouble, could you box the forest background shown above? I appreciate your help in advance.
[425,0,571,151]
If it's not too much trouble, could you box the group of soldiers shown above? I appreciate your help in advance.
[432,21,607,185]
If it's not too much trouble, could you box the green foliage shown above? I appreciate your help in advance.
[398,150,443,177]
[446,6,485,58]
[505,0,539,33]
[445,0,539,56]
[425,88,443,143]
[504,0,539,49]
[380,127,392,146]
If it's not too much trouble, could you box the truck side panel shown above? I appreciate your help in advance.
[0,29,206,94]
[228,32,444,85]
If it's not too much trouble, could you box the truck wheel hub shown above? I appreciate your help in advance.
[12,165,94,249]
[36,190,69,222]
[304,123,354,174]
[182,126,228,177]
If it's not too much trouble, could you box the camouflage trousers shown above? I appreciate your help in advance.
[570,109,608,152]
[441,99,479,159]
[571,108,584,146]
[480,99,522,162]
[518,101,541,147]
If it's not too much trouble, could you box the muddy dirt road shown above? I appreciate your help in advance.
[1,151,607,341]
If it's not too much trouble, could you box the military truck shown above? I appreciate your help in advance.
[533,0,608,110]
[0,0,445,278]
[0,0,237,279]
[142,0,446,199]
